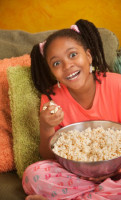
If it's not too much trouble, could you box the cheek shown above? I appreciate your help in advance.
[50,68,61,79]
[78,56,89,67]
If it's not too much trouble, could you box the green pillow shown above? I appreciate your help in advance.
[7,66,42,178]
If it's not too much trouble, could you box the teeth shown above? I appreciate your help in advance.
[66,71,79,79]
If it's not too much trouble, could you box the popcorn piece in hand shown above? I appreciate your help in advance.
[42,106,47,111]
[49,101,56,106]
[50,106,59,114]
[42,101,60,114]
[50,101,60,114]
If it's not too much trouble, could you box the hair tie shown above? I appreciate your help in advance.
[70,24,80,33]
[39,41,46,56]
[39,25,80,56]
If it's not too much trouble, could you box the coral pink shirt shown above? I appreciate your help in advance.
[40,72,121,130]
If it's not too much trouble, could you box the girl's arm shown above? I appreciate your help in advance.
[39,126,55,159]
[39,101,64,159]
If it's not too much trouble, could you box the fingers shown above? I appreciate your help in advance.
[41,101,61,114]
[80,174,110,183]
[25,194,47,200]
[47,108,64,127]
[40,101,64,127]
[87,170,121,183]
[118,167,121,173]
[41,101,63,119]
[88,176,105,183]
[47,104,61,114]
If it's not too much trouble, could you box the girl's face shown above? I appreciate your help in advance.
[46,37,92,91]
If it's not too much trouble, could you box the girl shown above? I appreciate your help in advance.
[22,19,121,200]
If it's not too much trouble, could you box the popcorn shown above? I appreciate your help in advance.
[52,127,121,162]
[42,101,60,114]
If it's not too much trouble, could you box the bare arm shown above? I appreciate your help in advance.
[39,101,64,159]
[39,126,55,159]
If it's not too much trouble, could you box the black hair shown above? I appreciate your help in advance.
[31,19,110,99]
[31,44,56,99]
[76,19,109,72]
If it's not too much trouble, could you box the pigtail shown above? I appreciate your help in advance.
[75,19,110,75]
[30,44,56,99]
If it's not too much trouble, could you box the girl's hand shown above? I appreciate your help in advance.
[25,194,47,200]
[40,101,64,130]
[80,168,121,183]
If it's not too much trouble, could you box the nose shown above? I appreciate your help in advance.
[63,59,73,70]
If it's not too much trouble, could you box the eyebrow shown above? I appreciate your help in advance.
[50,56,58,62]
[49,47,77,62]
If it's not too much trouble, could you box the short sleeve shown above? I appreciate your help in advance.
[40,95,50,111]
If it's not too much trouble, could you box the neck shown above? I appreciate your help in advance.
[68,75,96,110]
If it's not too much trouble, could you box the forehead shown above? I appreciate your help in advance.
[49,36,80,46]
[46,37,81,55]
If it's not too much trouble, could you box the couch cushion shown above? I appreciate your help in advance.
[0,29,55,59]
[0,28,119,69]
[0,171,26,200]
[98,28,119,70]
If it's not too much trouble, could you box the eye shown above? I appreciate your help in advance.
[70,52,77,58]
[53,61,60,67]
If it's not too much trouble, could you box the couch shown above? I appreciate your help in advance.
[0,27,120,200]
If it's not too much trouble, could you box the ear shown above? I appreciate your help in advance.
[86,49,92,64]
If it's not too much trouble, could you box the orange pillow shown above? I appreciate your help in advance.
[0,54,31,172]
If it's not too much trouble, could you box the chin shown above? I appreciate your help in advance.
[69,85,83,91]
[69,81,85,89]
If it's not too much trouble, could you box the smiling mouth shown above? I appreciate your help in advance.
[66,70,80,80]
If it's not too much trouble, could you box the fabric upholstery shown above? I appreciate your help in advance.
[0,171,26,200]
[0,28,119,69]
[0,54,30,173]
[7,66,42,178]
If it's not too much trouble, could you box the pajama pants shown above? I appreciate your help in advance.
[22,160,121,200]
